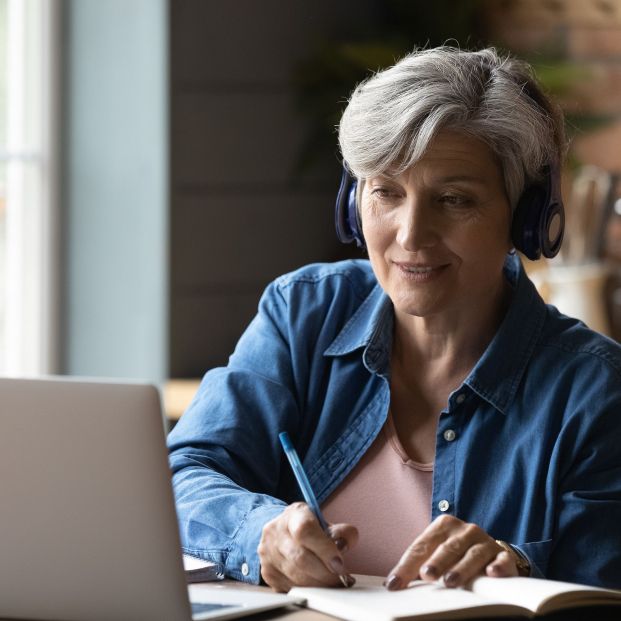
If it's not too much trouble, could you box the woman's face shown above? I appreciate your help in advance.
[360,130,513,321]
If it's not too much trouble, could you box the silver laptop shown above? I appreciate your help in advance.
[0,377,301,621]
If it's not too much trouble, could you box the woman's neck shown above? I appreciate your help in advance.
[391,277,512,381]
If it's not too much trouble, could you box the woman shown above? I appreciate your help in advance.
[168,47,621,591]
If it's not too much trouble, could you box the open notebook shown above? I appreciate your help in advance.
[290,574,621,620]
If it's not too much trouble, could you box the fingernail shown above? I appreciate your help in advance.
[421,564,438,579]
[488,563,502,575]
[385,574,402,591]
[330,557,344,574]
[443,571,460,587]
[345,574,356,588]
[334,537,348,552]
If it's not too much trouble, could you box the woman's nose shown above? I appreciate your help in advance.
[395,199,437,251]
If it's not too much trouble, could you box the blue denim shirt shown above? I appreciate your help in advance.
[168,254,621,588]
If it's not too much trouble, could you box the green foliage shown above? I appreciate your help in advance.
[531,61,591,97]
[291,0,485,174]
[291,0,610,174]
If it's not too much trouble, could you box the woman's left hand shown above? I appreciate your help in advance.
[385,515,519,590]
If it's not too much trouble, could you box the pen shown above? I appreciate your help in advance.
[278,431,353,588]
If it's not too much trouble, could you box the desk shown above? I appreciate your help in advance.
[189,579,621,621]
[164,378,201,421]
[189,580,336,620]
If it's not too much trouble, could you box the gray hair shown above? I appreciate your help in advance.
[338,47,566,209]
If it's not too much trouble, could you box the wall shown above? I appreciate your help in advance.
[169,0,374,377]
[62,0,168,380]
[484,0,621,340]
[484,0,621,170]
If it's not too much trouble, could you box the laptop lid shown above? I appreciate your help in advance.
[0,377,194,621]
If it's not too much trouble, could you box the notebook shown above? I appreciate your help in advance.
[0,376,301,621]
[290,575,621,620]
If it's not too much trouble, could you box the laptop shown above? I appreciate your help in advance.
[0,376,302,621]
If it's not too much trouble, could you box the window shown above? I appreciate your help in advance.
[0,0,59,375]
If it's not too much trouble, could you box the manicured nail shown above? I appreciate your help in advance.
[385,574,402,590]
[330,557,344,574]
[443,571,460,587]
[334,537,348,551]
[421,564,438,579]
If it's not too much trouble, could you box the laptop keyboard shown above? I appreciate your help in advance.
[191,601,238,614]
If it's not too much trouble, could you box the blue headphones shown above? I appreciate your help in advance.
[334,162,565,260]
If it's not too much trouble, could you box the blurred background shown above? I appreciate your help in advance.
[0,0,620,419]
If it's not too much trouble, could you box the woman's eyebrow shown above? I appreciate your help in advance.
[367,176,397,183]
[433,174,488,185]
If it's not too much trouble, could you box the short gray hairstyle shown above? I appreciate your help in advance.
[338,47,566,209]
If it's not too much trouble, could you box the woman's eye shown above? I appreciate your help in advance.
[371,188,397,200]
[439,194,471,206]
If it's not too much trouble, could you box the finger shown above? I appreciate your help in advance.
[385,515,461,590]
[287,504,346,577]
[278,535,342,587]
[486,550,519,578]
[261,562,293,593]
[327,523,359,553]
[441,541,500,588]
[259,504,339,588]
[418,532,474,582]
[420,523,491,583]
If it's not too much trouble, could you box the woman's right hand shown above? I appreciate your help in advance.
[258,502,358,592]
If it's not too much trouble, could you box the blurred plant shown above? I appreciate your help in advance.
[291,0,485,175]
[291,0,613,176]
[528,59,614,157]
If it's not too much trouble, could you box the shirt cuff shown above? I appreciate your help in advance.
[512,544,542,578]
[225,502,286,584]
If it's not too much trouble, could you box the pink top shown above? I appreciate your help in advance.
[321,412,433,576]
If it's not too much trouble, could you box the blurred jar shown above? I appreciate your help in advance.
[605,269,621,343]
[532,262,612,337]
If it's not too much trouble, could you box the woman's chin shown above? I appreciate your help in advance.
[391,295,445,319]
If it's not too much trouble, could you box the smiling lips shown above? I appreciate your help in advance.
[394,261,449,281]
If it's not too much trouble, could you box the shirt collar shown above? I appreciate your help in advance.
[323,283,393,376]
[324,254,547,413]
[464,254,547,415]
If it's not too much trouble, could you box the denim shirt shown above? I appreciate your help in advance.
[167,255,621,589]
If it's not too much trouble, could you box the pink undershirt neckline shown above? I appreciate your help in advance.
[321,410,434,576]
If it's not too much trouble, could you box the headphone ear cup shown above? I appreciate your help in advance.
[511,186,546,260]
[335,167,366,248]
[512,165,565,261]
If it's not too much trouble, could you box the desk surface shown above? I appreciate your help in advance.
[191,579,337,620]
[164,379,201,420]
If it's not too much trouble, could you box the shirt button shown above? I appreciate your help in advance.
[455,393,466,404]
[241,562,249,576]
[438,499,450,512]
[443,429,456,442]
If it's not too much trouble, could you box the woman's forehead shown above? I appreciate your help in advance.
[369,131,501,183]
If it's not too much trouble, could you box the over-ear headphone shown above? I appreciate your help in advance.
[510,162,564,260]
[334,162,565,260]
[335,166,364,248]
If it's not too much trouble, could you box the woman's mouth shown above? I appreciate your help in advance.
[394,262,448,281]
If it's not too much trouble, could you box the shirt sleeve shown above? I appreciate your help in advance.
[547,386,621,589]
[167,278,300,584]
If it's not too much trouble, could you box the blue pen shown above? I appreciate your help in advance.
[279,431,352,587]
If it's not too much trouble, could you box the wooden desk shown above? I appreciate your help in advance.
[164,378,201,421]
